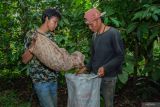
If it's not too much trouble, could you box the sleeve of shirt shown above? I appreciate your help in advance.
[103,29,124,73]
[24,31,35,49]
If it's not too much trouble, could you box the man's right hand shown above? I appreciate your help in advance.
[76,66,88,75]
[22,49,33,64]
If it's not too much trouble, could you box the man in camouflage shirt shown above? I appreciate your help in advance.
[22,8,61,107]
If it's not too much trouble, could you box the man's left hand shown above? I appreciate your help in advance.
[98,67,105,77]
[22,49,33,64]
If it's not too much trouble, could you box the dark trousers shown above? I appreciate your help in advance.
[101,77,117,107]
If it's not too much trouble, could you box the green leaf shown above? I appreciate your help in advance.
[93,0,100,7]
[63,18,70,25]
[104,17,109,24]
[104,6,115,16]
[137,23,149,40]
[132,11,144,21]
[152,15,158,22]
[143,4,150,8]
[152,70,160,81]
[118,70,128,84]
[153,9,160,15]
[110,17,120,27]
[127,23,137,34]
[125,63,134,74]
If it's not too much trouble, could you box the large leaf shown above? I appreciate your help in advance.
[118,70,128,84]
[104,6,115,16]
[152,70,160,81]
[152,14,158,22]
[132,11,144,21]
[137,23,149,41]
[110,17,120,27]
[126,22,138,34]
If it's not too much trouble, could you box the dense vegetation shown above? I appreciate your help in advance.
[0,0,160,106]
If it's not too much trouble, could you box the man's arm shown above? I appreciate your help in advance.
[22,31,36,64]
[22,49,33,64]
[103,30,124,73]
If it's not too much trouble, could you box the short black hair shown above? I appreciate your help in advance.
[42,8,61,23]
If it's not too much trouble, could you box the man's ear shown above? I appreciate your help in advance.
[45,16,49,22]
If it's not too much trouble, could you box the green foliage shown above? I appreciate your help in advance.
[132,4,160,21]
[97,0,160,85]
[0,90,30,107]
[0,0,160,96]
[118,53,134,84]
[135,77,160,100]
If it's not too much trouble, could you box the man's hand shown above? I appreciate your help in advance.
[76,66,88,75]
[98,67,105,77]
[22,49,33,64]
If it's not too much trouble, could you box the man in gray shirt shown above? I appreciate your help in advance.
[77,8,124,107]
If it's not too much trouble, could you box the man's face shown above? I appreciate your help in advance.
[85,18,101,32]
[47,16,59,32]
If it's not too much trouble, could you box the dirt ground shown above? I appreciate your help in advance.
[0,76,160,107]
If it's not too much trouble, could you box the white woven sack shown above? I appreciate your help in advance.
[65,73,101,107]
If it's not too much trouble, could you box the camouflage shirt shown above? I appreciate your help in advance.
[24,30,58,83]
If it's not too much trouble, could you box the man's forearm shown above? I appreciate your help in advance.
[22,49,33,64]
